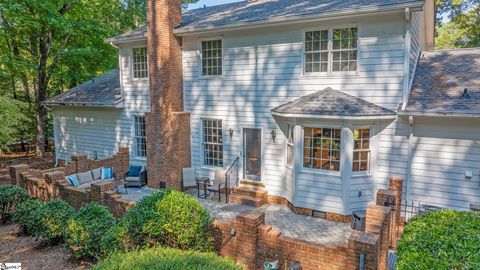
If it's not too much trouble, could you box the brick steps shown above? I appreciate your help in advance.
[229,185,267,207]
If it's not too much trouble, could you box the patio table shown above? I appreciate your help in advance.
[196,177,210,199]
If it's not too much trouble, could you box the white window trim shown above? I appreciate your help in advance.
[302,24,360,77]
[198,37,224,79]
[352,126,373,176]
[301,125,343,175]
[285,122,295,169]
[200,118,224,168]
[130,46,149,81]
[133,115,147,159]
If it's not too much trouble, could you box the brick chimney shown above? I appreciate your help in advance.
[145,0,191,190]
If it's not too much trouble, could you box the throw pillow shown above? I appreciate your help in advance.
[127,165,143,177]
[77,171,94,185]
[66,175,79,187]
[101,167,113,180]
[91,167,102,180]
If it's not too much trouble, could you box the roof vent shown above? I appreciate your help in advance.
[462,88,470,99]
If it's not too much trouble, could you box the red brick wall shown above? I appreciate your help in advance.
[145,0,191,190]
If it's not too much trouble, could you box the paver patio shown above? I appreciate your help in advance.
[118,187,353,245]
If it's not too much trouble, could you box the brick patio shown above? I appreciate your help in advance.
[186,189,353,245]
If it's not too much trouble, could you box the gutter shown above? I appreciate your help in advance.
[398,111,480,118]
[42,102,122,108]
[174,2,424,36]
[271,111,398,120]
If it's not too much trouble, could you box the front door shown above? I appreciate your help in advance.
[243,128,261,181]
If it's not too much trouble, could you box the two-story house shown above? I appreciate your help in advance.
[49,0,480,218]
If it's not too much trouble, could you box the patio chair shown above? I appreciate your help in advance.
[207,168,227,202]
[125,165,147,187]
[182,167,197,190]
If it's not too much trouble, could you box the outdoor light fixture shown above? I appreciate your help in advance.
[229,128,234,139]
[271,130,276,143]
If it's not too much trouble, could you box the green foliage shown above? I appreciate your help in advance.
[65,203,116,260]
[12,199,44,235]
[396,210,480,270]
[94,246,243,270]
[0,96,33,152]
[30,200,75,243]
[435,0,480,49]
[99,189,214,256]
[0,185,29,223]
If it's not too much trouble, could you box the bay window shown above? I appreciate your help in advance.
[353,128,371,172]
[286,124,294,167]
[303,127,341,171]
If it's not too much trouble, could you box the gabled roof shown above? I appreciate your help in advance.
[44,69,123,107]
[271,87,397,119]
[107,0,424,42]
[403,48,480,117]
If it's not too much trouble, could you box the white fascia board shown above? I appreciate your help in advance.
[271,111,398,120]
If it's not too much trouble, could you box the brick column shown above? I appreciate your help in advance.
[348,231,380,270]
[9,164,29,185]
[234,210,265,269]
[366,205,391,270]
[145,0,191,190]
[91,181,115,204]
[388,177,403,249]
[71,154,89,173]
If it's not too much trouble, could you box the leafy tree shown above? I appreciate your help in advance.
[435,0,480,49]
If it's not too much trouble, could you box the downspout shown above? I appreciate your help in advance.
[405,115,414,202]
[401,8,411,110]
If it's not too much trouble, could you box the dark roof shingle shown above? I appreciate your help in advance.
[44,69,122,107]
[404,48,480,115]
[108,0,423,41]
[271,87,397,119]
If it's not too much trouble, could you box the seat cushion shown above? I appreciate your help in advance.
[66,174,79,187]
[127,165,143,177]
[91,167,102,180]
[77,180,104,189]
[101,167,113,179]
[125,176,140,181]
[77,171,94,185]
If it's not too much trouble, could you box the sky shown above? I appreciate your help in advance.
[187,0,242,10]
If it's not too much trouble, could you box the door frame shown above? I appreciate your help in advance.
[241,127,264,182]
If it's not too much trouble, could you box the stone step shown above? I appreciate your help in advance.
[234,185,267,198]
[239,180,265,188]
[229,193,266,207]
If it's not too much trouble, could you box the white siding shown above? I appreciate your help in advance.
[184,14,407,214]
[409,11,425,83]
[408,118,480,210]
[53,40,150,166]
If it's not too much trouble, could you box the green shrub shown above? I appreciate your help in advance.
[12,199,44,235]
[397,210,480,270]
[94,247,243,270]
[0,185,29,223]
[30,200,75,243]
[66,203,116,260]
[99,189,214,255]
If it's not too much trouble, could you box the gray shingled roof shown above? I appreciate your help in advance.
[404,48,480,116]
[44,69,123,107]
[108,0,423,41]
[271,87,397,119]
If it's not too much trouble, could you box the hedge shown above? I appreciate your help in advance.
[0,185,29,223]
[66,203,116,260]
[12,199,44,235]
[30,200,75,243]
[396,210,480,270]
[94,247,243,270]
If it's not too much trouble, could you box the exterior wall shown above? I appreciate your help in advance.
[406,117,480,210]
[409,10,425,84]
[183,14,407,215]
[52,40,150,167]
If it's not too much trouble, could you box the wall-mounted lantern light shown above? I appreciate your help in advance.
[229,128,234,139]
[271,130,277,143]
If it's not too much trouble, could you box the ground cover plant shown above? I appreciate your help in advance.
[396,209,480,270]
[94,246,243,270]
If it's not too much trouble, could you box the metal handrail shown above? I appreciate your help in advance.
[224,157,239,203]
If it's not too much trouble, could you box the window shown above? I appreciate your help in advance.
[202,119,223,167]
[201,40,222,76]
[353,129,370,172]
[303,128,341,171]
[304,27,358,74]
[132,47,148,79]
[286,124,294,167]
[134,116,146,158]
